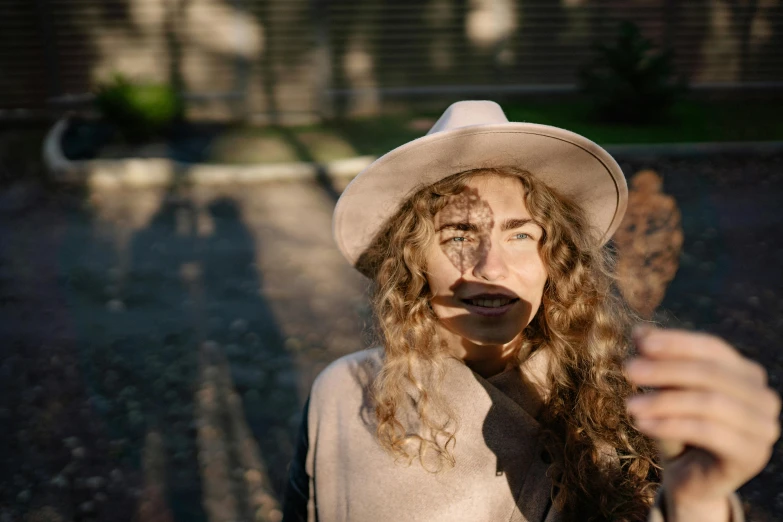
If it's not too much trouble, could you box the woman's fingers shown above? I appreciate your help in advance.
[625,326,782,505]
[627,390,781,442]
[625,358,776,413]
[632,416,773,476]
[633,326,741,363]
[625,328,781,421]
[632,326,766,386]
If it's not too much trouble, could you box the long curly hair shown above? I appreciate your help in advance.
[356,166,660,521]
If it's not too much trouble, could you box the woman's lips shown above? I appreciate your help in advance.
[461,297,519,317]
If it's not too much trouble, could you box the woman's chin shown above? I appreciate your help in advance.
[467,335,518,347]
[438,318,524,349]
[456,328,521,347]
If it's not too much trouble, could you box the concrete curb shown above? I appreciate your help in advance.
[43,117,783,188]
[43,118,376,189]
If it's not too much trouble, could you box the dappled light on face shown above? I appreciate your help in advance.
[425,176,548,356]
[437,187,494,275]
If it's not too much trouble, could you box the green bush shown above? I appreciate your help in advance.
[578,21,686,124]
[94,74,184,142]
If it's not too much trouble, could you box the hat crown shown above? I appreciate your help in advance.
[334,100,628,273]
[426,100,510,136]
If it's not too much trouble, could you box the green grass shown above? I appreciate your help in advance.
[322,116,425,158]
[501,99,783,145]
[70,97,783,167]
[313,99,783,160]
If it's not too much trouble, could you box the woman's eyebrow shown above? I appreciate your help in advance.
[437,222,479,232]
[501,218,535,231]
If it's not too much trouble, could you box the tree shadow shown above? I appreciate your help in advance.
[0,183,150,521]
[65,188,302,521]
[124,192,207,522]
[275,127,341,202]
[199,196,301,497]
[13,178,307,521]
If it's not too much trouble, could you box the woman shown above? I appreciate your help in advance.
[283,101,780,521]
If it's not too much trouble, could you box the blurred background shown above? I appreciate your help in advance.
[0,1,782,521]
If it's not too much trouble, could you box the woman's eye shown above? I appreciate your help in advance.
[450,236,467,243]
[514,233,530,240]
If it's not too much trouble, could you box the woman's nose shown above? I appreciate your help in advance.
[472,238,507,281]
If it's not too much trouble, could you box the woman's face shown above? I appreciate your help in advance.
[424,174,547,350]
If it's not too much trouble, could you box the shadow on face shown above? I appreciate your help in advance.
[424,174,548,367]
[436,186,494,274]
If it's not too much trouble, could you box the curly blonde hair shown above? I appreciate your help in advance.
[356,166,660,521]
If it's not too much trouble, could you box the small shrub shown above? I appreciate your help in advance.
[94,74,184,143]
[579,21,686,124]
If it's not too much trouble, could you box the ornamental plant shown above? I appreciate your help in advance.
[94,74,184,143]
[579,21,687,123]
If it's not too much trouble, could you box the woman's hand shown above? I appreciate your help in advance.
[625,327,781,522]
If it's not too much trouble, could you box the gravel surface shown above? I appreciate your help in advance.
[0,153,781,521]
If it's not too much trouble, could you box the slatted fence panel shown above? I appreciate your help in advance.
[1,0,781,118]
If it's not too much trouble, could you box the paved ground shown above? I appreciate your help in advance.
[0,153,782,521]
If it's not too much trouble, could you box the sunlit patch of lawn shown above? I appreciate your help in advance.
[206,129,300,164]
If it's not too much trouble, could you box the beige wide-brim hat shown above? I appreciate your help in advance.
[333,100,628,271]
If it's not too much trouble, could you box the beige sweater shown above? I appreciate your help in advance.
[303,348,743,522]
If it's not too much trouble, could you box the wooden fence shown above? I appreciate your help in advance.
[1,0,781,121]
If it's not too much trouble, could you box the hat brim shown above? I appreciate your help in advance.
[333,122,627,268]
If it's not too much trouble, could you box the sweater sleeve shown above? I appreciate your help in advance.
[281,396,311,522]
[647,490,745,522]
